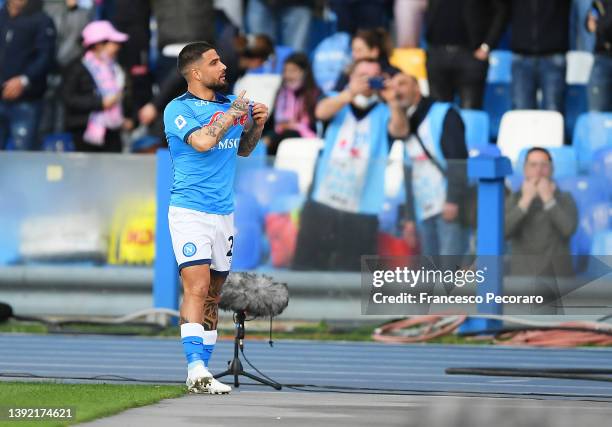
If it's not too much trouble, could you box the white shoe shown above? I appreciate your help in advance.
[185,364,213,394]
[204,377,232,395]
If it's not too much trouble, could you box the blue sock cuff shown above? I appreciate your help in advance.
[182,336,204,364]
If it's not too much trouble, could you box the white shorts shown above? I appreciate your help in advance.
[168,206,234,275]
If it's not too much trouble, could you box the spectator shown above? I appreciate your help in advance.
[40,0,92,135]
[246,0,313,53]
[236,33,275,77]
[587,0,612,111]
[509,0,571,112]
[425,0,508,109]
[334,28,400,92]
[152,0,215,82]
[263,53,321,155]
[0,0,56,150]
[111,0,152,112]
[328,0,392,35]
[505,147,578,277]
[293,59,409,271]
[393,73,470,264]
[394,0,428,48]
[571,0,597,51]
[62,20,131,152]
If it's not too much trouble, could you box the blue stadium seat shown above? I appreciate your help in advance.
[558,176,608,214]
[484,51,512,140]
[516,146,578,179]
[234,192,262,225]
[591,145,612,200]
[378,196,401,234]
[487,50,512,84]
[232,220,263,270]
[573,112,612,172]
[234,140,267,185]
[460,109,490,155]
[235,167,300,214]
[483,84,512,141]
[564,84,588,139]
[42,133,74,152]
[591,230,612,255]
[571,202,611,257]
[250,45,294,74]
[312,32,351,94]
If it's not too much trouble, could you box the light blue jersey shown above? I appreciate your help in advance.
[164,92,248,214]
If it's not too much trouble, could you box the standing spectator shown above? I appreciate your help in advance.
[263,53,321,155]
[394,0,428,48]
[41,0,92,135]
[425,0,508,110]
[246,0,313,53]
[293,59,409,271]
[0,0,56,150]
[152,0,215,83]
[334,28,400,92]
[62,20,131,152]
[571,0,597,51]
[328,0,392,35]
[394,73,470,263]
[587,0,612,111]
[505,147,578,276]
[111,0,152,112]
[509,0,572,112]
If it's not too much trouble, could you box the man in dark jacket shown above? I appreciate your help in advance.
[509,0,572,112]
[425,0,508,109]
[587,0,612,111]
[0,0,56,150]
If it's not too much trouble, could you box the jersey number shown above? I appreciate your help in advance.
[227,236,234,257]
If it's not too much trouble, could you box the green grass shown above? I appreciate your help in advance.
[0,382,185,427]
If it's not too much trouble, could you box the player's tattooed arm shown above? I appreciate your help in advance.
[188,91,251,152]
[238,102,268,157]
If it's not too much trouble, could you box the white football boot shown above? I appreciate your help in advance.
[204,377,232,395]
[185,364,213,393]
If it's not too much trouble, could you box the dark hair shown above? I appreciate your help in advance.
[348,58,382,75]
[281,52,321,124]
[525,147,553,164]
[177,41,215,77]
[353,28,393,60]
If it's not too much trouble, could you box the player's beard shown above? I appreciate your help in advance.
[207,79,228,92]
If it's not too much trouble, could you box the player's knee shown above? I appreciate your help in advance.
[183,278,209,299]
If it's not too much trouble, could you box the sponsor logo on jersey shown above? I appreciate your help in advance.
[204,111,248,128]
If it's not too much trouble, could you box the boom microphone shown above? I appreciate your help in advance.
[0,302,13,323]
[219,273,289,318]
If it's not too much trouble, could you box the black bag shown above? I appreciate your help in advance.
[410,132,477,228]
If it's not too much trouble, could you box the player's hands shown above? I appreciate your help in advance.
[229,90,250,119]
[2,77,25,100]
[251,102,268,128]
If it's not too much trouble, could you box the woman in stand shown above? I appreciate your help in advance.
[62,20,132,152]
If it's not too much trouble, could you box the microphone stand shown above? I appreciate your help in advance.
[213,310,282,390]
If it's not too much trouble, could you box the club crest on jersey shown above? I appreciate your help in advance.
[174,115,187,130]
[182,242,197,257]
[205,111,248,128]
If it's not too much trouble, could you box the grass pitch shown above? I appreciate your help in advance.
[0,382,185,426]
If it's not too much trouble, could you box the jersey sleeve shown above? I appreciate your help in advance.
[163,101,202,144]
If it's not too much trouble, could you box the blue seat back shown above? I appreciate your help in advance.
[573,112,612,172]
[564,84,588,139]
[312,32,351,94]
[483,83,511,140]
[232,220,263,270]
[460,109,490,155]
[235,167,300,214]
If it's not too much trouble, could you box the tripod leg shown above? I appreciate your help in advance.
[239,370,282,390]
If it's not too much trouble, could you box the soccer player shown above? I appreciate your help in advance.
[163,42,268,394]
